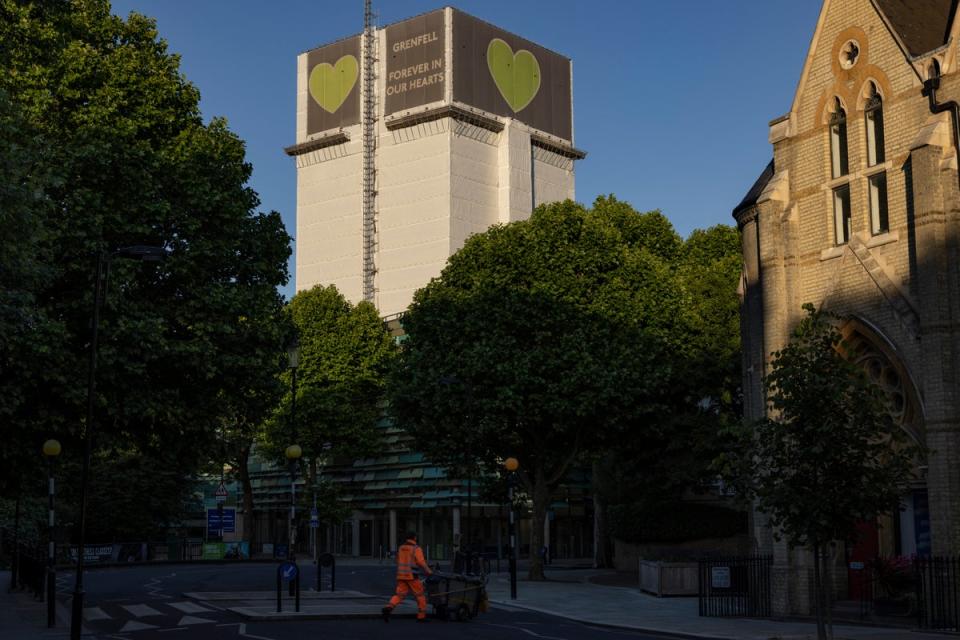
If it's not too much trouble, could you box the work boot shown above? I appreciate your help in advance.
[381,606,392,623]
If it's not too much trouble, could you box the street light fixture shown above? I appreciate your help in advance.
[43,439,61,628]
[71,245,167,640]
[504,457,519,600]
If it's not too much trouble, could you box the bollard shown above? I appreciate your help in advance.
[317,553,336,592]
[295,571,300,612]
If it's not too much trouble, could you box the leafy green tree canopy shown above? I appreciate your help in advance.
[390,198,682,579]
[262,285,397,465]
[0,0,291,535]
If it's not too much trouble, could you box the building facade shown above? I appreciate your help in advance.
[277,8,590,559]
[735,0,960,615]
[287,7,584,317]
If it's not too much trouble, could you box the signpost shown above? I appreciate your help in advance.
[276,561,300,613]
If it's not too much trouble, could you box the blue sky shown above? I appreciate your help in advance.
[110,1,822,299]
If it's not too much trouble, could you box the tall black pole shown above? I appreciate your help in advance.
[467,471,472,561]
[47,456,56,627]
[72,251,105,640]
[10,489,20,592]
[289,366,297,560]
[508,477,517,600]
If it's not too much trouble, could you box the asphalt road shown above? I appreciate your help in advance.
[58,563,677,640]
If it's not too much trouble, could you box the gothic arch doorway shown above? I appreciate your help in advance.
[838,318,929,594]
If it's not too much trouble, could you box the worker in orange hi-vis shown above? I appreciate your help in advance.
[382,531,433,623]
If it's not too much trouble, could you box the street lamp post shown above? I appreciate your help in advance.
[286,337,300,558]
[504,457,519,600]
[43,439,61,627]
[71,245,166,640]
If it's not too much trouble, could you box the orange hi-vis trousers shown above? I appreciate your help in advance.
[388,578,427,619]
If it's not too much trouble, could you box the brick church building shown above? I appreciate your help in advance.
[735,0,960,615]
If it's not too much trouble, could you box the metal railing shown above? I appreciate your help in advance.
[917,556,960,631]
[698,555,772,618]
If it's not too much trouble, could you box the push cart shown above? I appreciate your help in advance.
[425,572,488,621]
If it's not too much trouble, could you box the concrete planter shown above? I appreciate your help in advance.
[639,560,699,596]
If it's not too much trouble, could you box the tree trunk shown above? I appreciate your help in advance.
[527,467,548,581]
[592,460,612,568]
[238,444,256,551]
[825,543,836,640]
[813,542,827,640]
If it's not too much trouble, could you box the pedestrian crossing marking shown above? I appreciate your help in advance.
[119,621,159,632]
[177,615,216,625]
[83,607,111,621]
[169,601,215,614]
[121,604,164,617]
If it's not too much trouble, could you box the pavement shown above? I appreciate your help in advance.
[483,568,937,640]
[0,564,949,639]
[1,571,72,638]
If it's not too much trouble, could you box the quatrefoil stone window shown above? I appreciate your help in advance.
[840,40,860,69]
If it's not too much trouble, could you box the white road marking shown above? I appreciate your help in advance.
[168,601,215,614]
[482,622,568,640]
[177,615,216,625]
[83,606,111,621]
[143,573,175,599]
[239,623,276,640]
[121,603,164,617]
[119,620,159,632]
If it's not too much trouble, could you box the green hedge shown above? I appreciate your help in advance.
[608,502,746,544]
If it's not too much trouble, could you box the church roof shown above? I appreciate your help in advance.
[733,159,775,219]
[874,0,957,56]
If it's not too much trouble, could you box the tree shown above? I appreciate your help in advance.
[0,0,291,537]
[719,304,921,640]
[390,199,678,580]
[592,223,742,561]
[261,285,396,515]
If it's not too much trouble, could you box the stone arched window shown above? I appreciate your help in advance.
[864,82,885,166]
[863,83,888,235]
[829,97,849,178]
[840,319,924,448]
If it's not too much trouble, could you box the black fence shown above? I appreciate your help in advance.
[698,555,772,618]
[917,556,960,631]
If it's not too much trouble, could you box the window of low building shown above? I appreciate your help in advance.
[833,184,852,245]
[865,84,885,166]
[869,172,889,235]
[830,98,849,179]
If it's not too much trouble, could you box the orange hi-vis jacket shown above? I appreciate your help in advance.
[396,540,430,580]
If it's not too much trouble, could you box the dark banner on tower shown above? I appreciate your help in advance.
[306,36,361,135]
[452,10,572,141]
[385,10,446,115]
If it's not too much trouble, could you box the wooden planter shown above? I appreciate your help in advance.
[639,560,699,596]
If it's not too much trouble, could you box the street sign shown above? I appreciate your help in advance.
[310,507,319,528]
[280,561,298,582]
[206,508,236,533]
[711,566,731,589]
[214,482,228,504]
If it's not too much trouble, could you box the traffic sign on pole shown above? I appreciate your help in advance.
[214,482,228,505]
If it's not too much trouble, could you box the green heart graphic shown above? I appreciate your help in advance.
[309,55,359,114]
[487,38,541,113]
